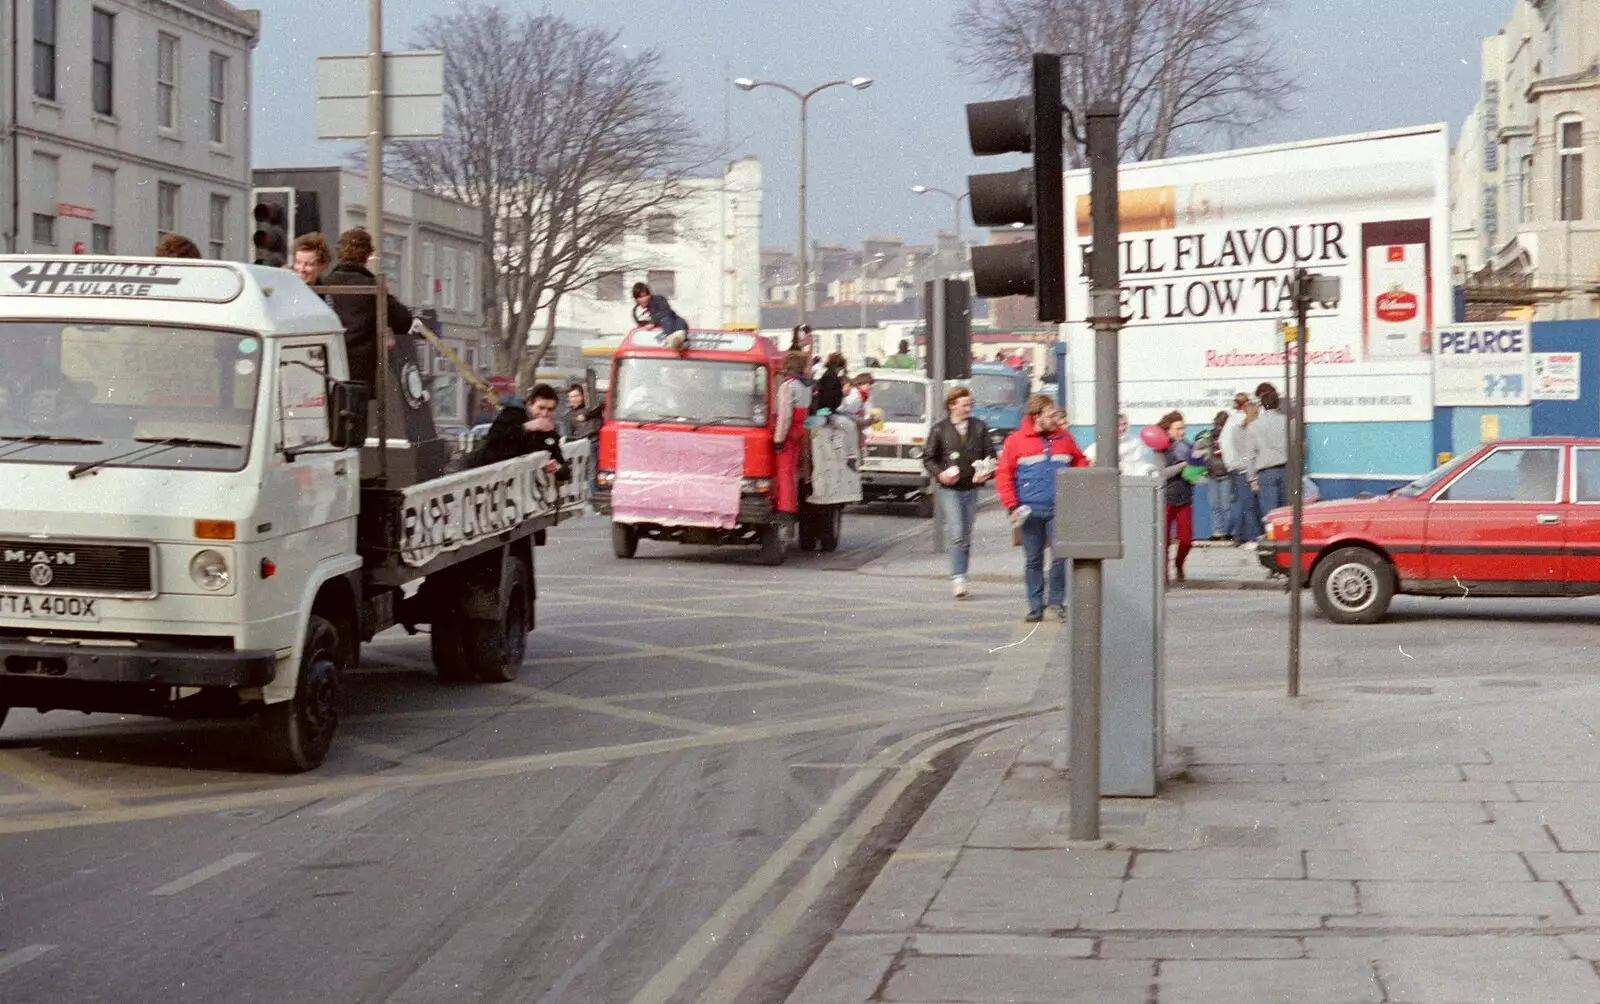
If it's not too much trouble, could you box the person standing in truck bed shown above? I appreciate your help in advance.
[320,228,414,390]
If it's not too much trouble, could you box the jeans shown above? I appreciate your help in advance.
[1208,475,1233,537]
[1229,471,1261,541]
[1256,466,1288,532]
[1020,514,1066,614]
[938,487,979,576]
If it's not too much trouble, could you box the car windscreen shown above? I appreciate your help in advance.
[971,373,1022,408]
[0,322,259,471]
[869,379,928,423]
[611,357,769,427]
[1394,450,1477,497]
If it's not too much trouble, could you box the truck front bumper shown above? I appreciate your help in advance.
[0,640,276,687]
[862,471,929,490]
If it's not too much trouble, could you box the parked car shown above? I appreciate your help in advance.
[1258,437,1600,624]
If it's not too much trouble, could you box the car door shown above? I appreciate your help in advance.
[1565,446,1600,590]
[1424,444,1566,587]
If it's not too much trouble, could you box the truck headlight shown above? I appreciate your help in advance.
[741,477,772,494]
[189,550,231,591]
[596,469,615,488]
[906,446,924,460]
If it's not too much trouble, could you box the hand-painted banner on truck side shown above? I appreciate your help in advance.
[1064,126,1449,425]
[398,438,591,567]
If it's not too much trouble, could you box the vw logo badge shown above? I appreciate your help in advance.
[29,562,53,587]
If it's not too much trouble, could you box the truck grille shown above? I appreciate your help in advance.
[866,444,901,459]
[0,540,154,596]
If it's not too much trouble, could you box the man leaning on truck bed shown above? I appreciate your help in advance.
[319,228,415,391]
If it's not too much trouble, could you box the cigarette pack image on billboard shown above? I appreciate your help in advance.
[1062,125,1448,426]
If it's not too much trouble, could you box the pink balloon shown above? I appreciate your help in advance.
[1139,425,1170,451]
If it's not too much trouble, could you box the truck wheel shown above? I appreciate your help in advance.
[1311,547,1395,625]
[797,507,818,551]
[0,707,8,732]
[261,614,344,772]
[915,491,935,519]
[819,504,842,552]
[756,523,787,566]
[612,521,638,559]
[463,556,531,683]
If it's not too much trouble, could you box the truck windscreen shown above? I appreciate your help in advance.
[971,373,1022,408]
[870,380,927,423]
[0,322,259,470]
[612,358,769,427]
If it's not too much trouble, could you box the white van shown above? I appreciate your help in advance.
[859,369,937,518]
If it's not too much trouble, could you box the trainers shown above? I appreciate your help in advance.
[1023,609,1044,623]
[952,575,969,599]
[1050,604,1067,620]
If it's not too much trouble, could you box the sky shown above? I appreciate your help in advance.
[248,0,1512,252]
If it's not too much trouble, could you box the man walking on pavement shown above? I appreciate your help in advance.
[996,395,1087,622]
[924,385,996,600]
[320,228,415,392]
[1246,382,1289,541]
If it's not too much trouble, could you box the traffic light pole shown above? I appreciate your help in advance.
[1287,269,1311,698]
[368,0,389,482]
[1069,102,1121,842]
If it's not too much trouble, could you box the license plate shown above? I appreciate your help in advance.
[0,593,100,621]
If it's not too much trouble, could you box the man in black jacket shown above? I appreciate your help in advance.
[922,385,996,599]
[468,384,569,482]
[320,228,414,389]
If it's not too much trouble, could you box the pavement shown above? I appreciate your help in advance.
[857,500,1278,591]
[788,563,1600,1001]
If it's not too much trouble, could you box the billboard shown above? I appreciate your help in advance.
[1064,126,1449,425]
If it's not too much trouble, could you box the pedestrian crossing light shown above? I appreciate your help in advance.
[965,52,1065,322]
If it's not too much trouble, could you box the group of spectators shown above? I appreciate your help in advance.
[921,381,1300,619]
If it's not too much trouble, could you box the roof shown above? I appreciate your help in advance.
[174,0,259,34]
[0,257,340,337]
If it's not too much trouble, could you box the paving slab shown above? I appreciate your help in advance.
[1378,955,1600,1004]
[1130,848,1303,879]
[911,934,1093,958]
[882,957,1153,1004]
[784,934,908,1004]
[1117,878,1356,917]
[1097,936,1305,960]
[1308,850,1531,882]
[1355,880,1576,918]
[1157,959,1383,1004]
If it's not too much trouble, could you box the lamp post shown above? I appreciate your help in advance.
[911,185,971,276]
[735,75,873,331]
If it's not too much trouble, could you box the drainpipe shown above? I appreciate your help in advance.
[8,0,20,252]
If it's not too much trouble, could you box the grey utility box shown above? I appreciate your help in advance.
[1063,475,1165,797]
[1052,467,1123,559]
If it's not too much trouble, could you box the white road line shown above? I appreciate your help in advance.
[317,788,388,817]
[148,852,260,896]
[0,945,56,977]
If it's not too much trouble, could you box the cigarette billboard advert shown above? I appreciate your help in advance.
[1064,126,1448,425]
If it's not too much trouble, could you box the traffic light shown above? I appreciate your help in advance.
[251,188,290,267]
[965,53,1065,322]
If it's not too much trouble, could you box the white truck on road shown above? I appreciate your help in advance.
[0,257,587,770]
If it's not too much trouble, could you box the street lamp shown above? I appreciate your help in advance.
[735,75,873,331]
[911,185,971,275]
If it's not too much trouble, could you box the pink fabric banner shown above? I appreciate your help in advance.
[612,428,744,529]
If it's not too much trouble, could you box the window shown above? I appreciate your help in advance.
[157,182,180,238]
[1558,117,1583,221]
[208,194,229,259]
[646,214,676,243]
[33,0,56,100]
[208,53,228,144]
[647,269,676,298]
[1576,449,1600,503]
[32,153,59,247]
[441,247,456,309]
[381,235,405,300]
[156,34,177,130]
[596,272,624,301]
[612,358,768,426]
[1518,154,1534,225]
[91,167,115,253]
[421,242,436,305]
[1440,447,1561,503]
[91,9,115,116]
[460,250,476,315]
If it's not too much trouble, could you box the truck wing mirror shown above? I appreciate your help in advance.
[329,381,370,449]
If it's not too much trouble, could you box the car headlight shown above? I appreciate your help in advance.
[906,446,924,459]
[189,549,231,591]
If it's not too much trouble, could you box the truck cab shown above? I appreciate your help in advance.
[859,369,937,518]
[0,257,586,770]
[969,361,1031,453]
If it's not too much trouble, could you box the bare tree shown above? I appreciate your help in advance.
[950,0,1296,163]
[386,2,705,384]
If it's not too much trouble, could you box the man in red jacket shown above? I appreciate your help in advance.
[996,395,1088,622]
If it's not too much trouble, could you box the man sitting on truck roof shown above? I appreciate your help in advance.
[320,228,415,391]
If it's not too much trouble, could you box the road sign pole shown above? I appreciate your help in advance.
[1287,268,1310,698]
[369,0,387,482]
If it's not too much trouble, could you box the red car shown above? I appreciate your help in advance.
[1260,437,1600,623]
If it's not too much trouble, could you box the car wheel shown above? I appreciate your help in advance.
[1311,547,1394,625]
